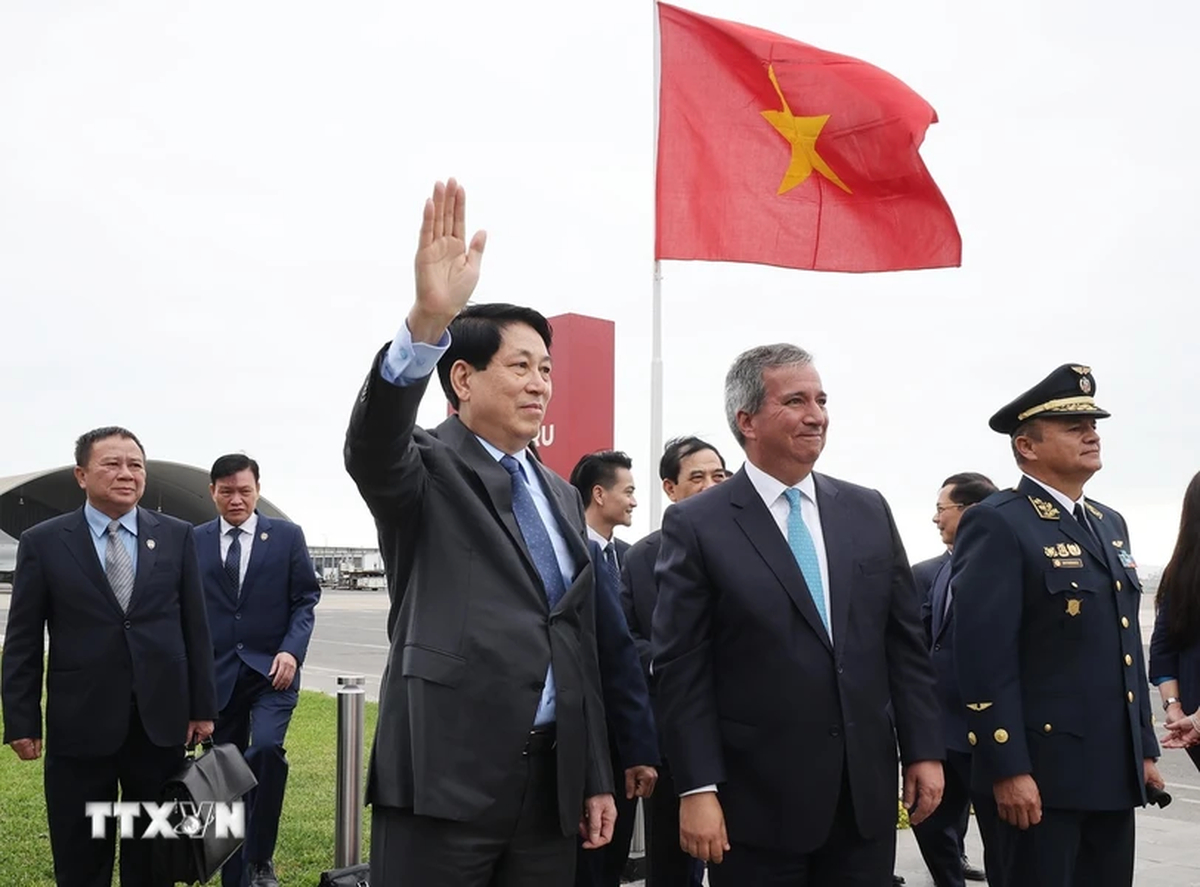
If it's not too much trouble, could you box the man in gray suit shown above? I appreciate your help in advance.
[344,178,616,886]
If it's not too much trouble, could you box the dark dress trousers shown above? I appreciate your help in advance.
[345,346,613,887]
[1,507,217,887]
[196,513,320,886]
[652,469,942,886]
[953,477,1157,887]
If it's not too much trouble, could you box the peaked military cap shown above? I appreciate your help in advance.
[989,364,1110,435]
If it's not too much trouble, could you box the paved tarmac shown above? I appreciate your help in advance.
[3,585,1200,882]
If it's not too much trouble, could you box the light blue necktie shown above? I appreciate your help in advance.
[500,455,568,609]
[783,489,828,630]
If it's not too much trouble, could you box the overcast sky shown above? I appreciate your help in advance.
[2,0,1197,566]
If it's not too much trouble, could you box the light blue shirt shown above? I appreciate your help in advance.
[380,320,569,726]
[84,502,138,573]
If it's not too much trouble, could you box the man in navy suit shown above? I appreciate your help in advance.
[912,473,997,887]
[2,426,216,887]
[570,450,658,886]
[621,435,728,887]
[197,453,321,887]
[652,344,944,886]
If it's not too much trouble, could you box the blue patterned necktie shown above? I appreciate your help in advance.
[783,489,828,631]
[603,542,620,580]
[500,455,568,609]
[225,527,242,595]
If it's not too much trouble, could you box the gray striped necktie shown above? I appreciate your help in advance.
[105,519,134,612]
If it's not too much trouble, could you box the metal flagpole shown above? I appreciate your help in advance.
[649,0,665,531]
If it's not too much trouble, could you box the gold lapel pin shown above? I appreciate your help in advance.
[260,532,269,541]
[146,539,156,550]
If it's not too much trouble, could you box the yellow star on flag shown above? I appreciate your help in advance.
[760,65,852,195]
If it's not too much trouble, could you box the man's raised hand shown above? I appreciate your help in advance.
[409,178,487,344]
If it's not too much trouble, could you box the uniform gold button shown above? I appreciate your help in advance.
[967,731,977,746]
[1152,715,1158,726]
[1121,616,1130,628]
[1116,580,1123,591]
[1043,723,1053,733]
[1125,654,1133,666]
[994,728,1009,744]
[1127,691,1135,703]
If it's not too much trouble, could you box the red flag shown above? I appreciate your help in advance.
[655,3,961,272]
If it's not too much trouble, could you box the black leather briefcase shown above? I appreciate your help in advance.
[152,740,258,884]
[318,862,370,886]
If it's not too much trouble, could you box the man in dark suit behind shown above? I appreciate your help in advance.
[652,344,945,886]
[911,473,998,887]
[2,426,217,887]
[344,179,615,886]
[197,453,321,887]
[570,451,659,887]
[621,435,728,887]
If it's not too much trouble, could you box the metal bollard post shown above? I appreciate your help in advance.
[335,674,366,868]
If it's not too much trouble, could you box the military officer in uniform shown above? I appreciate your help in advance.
[952,364,1164,887]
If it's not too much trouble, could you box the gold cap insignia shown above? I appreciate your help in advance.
[1086,503,1104,520]
[1044,546,1057,557]
[260,532,269,541]
[1070,365,1091,375]
[1066,543,1082,557]
[994,728,1009,744]
[966,702,993,712]
[146,539,156,550]
[1079,376,1092,394]
[1066,599,1082,616]
[1029,497,1061,520]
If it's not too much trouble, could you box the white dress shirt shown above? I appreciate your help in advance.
[219,511,258,589]
[743,460,832,642]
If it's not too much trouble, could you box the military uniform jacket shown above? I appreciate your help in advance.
[952,476,1157,811]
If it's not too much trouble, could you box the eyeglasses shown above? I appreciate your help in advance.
[935,504,965,515]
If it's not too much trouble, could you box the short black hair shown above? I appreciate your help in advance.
[75,426,145,467]
[660,436,725,482]
[570,450,633,507]
[436,303,554,410]
[941,472,998,507]
[210,453,261,484]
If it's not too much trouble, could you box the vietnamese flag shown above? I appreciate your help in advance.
[655,3,961,272]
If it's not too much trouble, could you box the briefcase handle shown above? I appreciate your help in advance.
[184,737,215,755]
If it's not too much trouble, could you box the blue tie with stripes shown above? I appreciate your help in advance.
[500,455,568,609]
[783,488,828,630]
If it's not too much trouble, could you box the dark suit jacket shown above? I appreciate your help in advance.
[912,551,950,602]
[344,350,612,835]
[651,468,941,853]
[620,530,662,682]
[953,476,1157,810]
[1150,592,1200,714]
[196,513,321,709]
[1,507,217,757]
[926,558,969,753]
[589,539,658,769]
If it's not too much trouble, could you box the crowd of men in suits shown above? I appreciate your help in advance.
[2,442,319,887]
[3,174,1169,887]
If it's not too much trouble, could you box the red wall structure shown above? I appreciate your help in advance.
[536,313,615,478]
[445,312,616,479]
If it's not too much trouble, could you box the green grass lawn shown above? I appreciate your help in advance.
[0,690,377,886]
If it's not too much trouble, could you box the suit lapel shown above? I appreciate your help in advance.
[814,475,852,654]
[61,508,125,616]
[436,417,550,607]
[239,514,272,604]
[930,558,952,642]
[730,471,832,654]
[130,507,160,611]
[1085,502,1126,580]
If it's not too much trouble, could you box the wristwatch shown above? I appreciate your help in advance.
[1164,696,1181,711]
